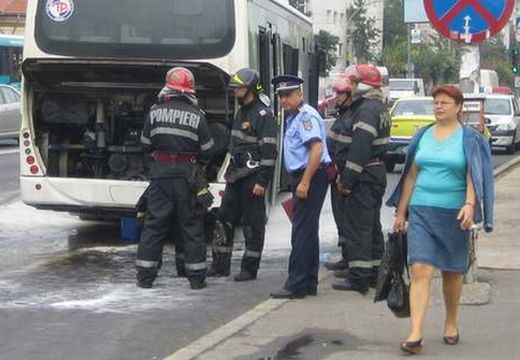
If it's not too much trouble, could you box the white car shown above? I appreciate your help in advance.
[0,84,21,141]
[484,94,520,153]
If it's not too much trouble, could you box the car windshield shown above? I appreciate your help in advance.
[485,98,511,115]
[392,99,433,116]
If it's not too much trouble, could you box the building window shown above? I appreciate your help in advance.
[333,11,338,25]
[327,10,331,22]
[338,43,343,57]
[340,13,344,25]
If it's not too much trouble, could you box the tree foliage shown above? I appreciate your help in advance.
[315,30,339,76]
[348,0,381,63]
[382,0,406,48]
[480,36,514,88]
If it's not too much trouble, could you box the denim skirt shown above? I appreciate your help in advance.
[407,205,470,272]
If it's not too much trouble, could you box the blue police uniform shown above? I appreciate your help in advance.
[272,75,331,297]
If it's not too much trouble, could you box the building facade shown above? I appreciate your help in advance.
[307,0,384,71]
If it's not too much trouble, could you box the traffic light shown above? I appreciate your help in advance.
[511,49,519,74]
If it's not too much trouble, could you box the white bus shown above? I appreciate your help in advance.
[20,0,317,217]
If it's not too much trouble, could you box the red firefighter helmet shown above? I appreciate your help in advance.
[165,67,196,94]
[344,64,382,88]
[332,75,354,93]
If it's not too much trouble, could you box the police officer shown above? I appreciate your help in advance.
[323,75,355,274]
[270,75,331,299]
[207,68,277,281]
[331,64,390,294]
[136,67,215,290]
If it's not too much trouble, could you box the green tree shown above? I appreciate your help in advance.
[382,0,406,48]
[347,0,381,62]
[315,30,339,76]
[480,36,514,88]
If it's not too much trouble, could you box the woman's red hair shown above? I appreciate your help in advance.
[431,85,464,105]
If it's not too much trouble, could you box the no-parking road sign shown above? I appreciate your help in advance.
[424,0,515,43]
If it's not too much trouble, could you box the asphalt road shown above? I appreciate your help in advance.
[0,138,517,360]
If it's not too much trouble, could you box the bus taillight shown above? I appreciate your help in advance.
[26,156,35,165]
[30,165,39,174]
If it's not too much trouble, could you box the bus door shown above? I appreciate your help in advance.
[259,27,286,199]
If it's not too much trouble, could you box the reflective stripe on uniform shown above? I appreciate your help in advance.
[136,259,159,268]
[348,260,375,269]
[354,122,378,137]
[245,249,262,258]
[328,131,353,144]
[213,246,233,253]
[185,262,207,271]
[200,138,215,151]
[346,161,363,173]
[231,130,257,143]
[372,137,390,146]
[150,127,199,141]
[372,259,382,267]
[140,134,152,145]
[260,159,276,166]
[259,137,277,145]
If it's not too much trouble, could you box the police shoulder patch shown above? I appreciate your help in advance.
[259,109,267,116]
[302,118,314,131]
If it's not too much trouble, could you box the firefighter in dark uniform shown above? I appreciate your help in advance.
[136,67,215,290]
[270,75,331,299]
[207,68,277,281]
[330,64,390,294]
[324,75,355,274]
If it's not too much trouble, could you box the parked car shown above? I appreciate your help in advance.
[384,96,435,172]
[484,94,520,154]
[0,84,21,141]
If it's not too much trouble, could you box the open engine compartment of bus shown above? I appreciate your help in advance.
[22,60,232,182]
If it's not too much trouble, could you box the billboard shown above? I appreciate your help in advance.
[404,0,429,23]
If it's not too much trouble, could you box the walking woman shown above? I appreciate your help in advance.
[387,85,494,354]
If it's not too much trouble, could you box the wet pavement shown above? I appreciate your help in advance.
[0,138,517,360]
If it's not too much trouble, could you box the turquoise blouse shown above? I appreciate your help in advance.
[410,126,467,209]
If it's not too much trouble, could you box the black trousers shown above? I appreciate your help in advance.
[213,175,266,275]
[330,182,347,259]
[136,176,206,283]
[341,180,385,286]
[283,167,328,294]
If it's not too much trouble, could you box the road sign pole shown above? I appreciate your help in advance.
[459,45,480,94]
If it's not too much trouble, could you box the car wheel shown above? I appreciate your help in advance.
[385,161,396,173]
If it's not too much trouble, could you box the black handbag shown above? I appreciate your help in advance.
[374,231,407,302]
[385,231,411,318]
[387,271,410,318]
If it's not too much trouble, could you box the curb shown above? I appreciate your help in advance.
[165,154,520,360]
[164,270,335,360]
[493,154,520,179]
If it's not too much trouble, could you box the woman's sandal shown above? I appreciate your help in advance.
[400,338,423,354]
[443,331,460,345]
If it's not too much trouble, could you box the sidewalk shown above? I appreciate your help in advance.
[168,164,520,360]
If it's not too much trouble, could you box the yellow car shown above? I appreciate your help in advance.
[385,97,435,172]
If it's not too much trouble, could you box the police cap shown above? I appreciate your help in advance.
[271,75,304,93]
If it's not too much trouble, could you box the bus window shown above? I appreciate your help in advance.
[35,0,235,59]
[0,35,23,86]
